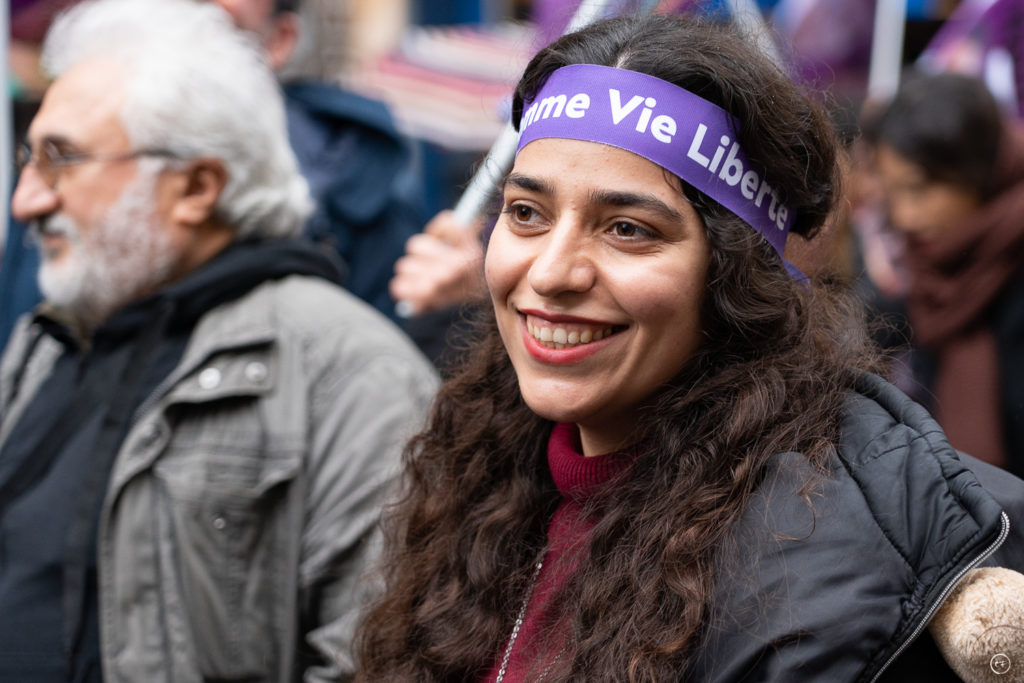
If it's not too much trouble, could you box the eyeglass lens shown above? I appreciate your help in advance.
[17,141,73,187]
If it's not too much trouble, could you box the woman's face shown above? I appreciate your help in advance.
[875,144,981,243]
[485,138,711,457]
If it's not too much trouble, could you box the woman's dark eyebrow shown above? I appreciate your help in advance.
[590,189,685,223]
[504,173,553,195]
[504,175,686,224]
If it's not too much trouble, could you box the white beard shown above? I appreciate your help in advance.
[36,160,180,329]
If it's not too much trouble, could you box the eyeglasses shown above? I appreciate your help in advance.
[16,139,180,188]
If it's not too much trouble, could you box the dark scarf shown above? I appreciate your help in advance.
[904,124,1024,467]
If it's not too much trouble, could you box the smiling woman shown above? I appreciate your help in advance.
[355,13,1024,683]
[487,138,710,457]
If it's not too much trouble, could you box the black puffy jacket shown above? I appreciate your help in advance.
[691,373,1024,682]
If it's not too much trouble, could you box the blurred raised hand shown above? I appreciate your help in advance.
[390,210,488,317]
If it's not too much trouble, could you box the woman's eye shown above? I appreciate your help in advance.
[506,204,536,222]
[611,221,651,239]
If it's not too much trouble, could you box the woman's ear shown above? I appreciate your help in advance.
[169,158,228,227]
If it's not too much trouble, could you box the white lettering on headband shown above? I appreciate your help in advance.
[516,64,796,261]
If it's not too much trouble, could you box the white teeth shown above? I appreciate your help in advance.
[527,317,616,349]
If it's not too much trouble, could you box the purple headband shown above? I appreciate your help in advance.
[516,64,795,260]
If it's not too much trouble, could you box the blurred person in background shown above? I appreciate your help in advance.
[0,0,437,680]
[868,71,1024,478]
[209,0,428,324]
[9,0,79,99]
[388,207,489,370]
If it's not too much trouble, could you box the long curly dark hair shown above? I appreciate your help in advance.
[357,13,880,682]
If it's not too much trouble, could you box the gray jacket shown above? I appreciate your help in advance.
[0,274,439,682]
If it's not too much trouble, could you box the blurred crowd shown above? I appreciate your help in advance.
[5,0,1023,526]
[6,0,1023,466]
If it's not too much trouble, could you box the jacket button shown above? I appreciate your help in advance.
[244,361,268,384]
[212,517,227,531]
[198,367,221,390]
[139,423,162,446]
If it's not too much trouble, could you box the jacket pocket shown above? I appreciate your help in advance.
[152,401,302,681]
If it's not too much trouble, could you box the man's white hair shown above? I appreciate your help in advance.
[42,0,313,240]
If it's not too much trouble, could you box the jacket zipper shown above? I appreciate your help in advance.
[870,511,1011,682]
[127,372,177,433]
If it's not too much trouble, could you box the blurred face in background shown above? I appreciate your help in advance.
[210,0,297,71]
[212,0,275,34]
[875,144,982,243]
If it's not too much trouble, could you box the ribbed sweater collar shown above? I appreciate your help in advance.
[547,422,635,502]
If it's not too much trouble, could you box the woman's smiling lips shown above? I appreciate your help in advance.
[518,309,625,364]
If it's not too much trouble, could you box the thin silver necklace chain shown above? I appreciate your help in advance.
[495,559,544,683]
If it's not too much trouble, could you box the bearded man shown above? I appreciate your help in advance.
[0,1,438,681]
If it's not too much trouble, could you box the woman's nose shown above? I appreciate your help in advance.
[527,223,596,297]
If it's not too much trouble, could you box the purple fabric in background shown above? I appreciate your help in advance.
[529,0,704,48]
[11,0,81,42]
[918,0,1024,117]
[530,0,618,47]
[516,64,795,257]
[11,0,43,13]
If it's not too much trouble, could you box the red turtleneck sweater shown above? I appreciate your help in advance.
[481,423,634,682]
